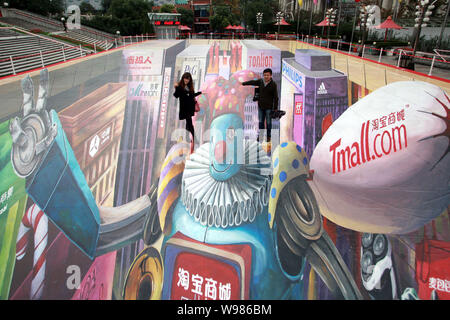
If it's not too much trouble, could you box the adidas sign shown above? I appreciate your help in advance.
[317,82,328,95]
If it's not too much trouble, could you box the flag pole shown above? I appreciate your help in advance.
[297,0,301,37]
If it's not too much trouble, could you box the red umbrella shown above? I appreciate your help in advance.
[274,18,291,26]
[315,18,336,27]
[234,25,245,30]
[374,16,403,40]
[225,24,234,30]
[179,25,191,31]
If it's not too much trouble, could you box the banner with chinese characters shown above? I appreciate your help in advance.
[161,234,252,300]
[158,67,172,138]
[0,119,27,300]
[172,253,240,300]
[122,49,164,76]
[416,239,450,300]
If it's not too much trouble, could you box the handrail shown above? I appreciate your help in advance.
[296,37,450,82]
[0,46,82,63]
[0,36,155,80]
[433,49,450,63]
[300,35,450,68]
[7,8,115,41]
[0,26,89,52]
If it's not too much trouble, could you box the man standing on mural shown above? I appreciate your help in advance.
[241,68,279,142]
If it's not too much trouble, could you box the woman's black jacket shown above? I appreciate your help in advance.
[173,86,202,120]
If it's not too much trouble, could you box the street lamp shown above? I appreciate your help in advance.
[437,0,449,48]
[276,11,283,40]
[412,0,436,56]
[256,12,263,39]
[61,16,68,32]
[116,30,120,47]
[325,8,337,39]
[284,1,295,21]
[358,4,370,56]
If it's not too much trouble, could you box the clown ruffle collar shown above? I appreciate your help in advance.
[181,140,272,228]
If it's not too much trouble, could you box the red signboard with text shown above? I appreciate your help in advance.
[162,233,252,300]
[171,252,241,300]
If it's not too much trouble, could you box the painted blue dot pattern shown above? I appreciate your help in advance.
[271,188,277,198]
[296,145,302,152]
[279,171,287,182]
[292,159,299,169]
[303,157,308,165]
[281,142,288,148]
[274,158,279,168]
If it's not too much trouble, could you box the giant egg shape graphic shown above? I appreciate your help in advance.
[309,81,450,234]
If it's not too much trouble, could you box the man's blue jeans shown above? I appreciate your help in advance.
[258,108,272,141]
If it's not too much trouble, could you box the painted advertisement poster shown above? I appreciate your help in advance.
[122,49,164,76]
[0,119,27,300]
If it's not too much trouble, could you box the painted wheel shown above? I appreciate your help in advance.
[123,247,163,300]
[274,177,323,276]
[278,177,323,242]
[143,183,162,246]
[11,114,46,178]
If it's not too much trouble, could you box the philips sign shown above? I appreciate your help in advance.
[282,61,303,90]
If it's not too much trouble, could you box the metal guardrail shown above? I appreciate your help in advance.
[299,35,450,77]
[7,8,116,41]
[291,38,450,97]
[0,46,86,76]
[1,30,447,81]
[0,30,157,79]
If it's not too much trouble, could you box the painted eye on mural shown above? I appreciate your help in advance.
[362,233,373,248]
[361,251,374,276]
[373,234,387,257]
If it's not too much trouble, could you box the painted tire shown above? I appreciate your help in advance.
[123,247,163,300]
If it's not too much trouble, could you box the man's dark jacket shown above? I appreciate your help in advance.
[173,86,202,120]
[242,79,279,111]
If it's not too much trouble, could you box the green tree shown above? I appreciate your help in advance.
[242,0,279,32]
[101,0,113,13]
[7,0,64,16]
[79,2,97,14]
[160,4,175,13]
[83,0,154,35]
[177,7,194,26]
[210,5,238,31]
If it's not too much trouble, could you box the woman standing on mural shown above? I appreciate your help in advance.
[174,72,202,153]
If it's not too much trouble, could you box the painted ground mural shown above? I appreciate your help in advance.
[0,39,449,300]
